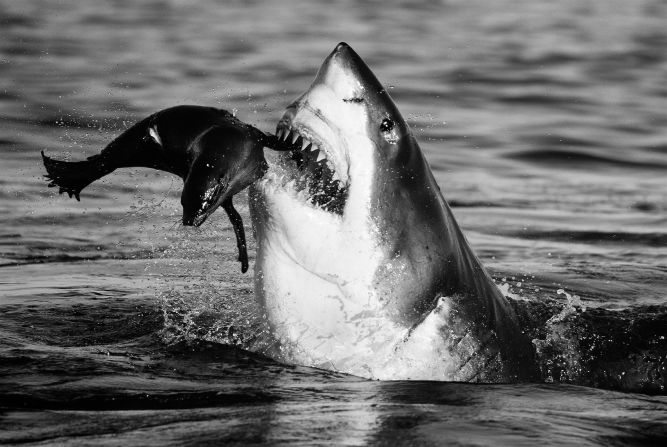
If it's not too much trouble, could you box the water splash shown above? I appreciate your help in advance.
[498,282,664,393]
[147,216,275,354]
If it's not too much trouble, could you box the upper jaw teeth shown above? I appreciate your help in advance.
[276,125,321,158]
[273,124,349,187]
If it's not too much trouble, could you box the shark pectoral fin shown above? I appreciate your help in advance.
[222,198,249,273]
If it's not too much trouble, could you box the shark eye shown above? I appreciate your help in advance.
[380,118,395,132]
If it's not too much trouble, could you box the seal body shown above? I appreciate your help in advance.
[42,105,271,272]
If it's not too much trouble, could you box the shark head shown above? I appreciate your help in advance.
[271,42,416,217]
[250,43,536,380]
[253,43,448,309]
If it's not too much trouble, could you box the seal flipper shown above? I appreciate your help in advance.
[222,198,248,273]
[41,114,169,200]
[42,150,116,201]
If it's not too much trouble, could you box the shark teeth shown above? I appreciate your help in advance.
[274,130,340,178]
[272,124,349,215]
[275,125,327,160]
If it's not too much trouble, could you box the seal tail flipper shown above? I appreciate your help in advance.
[222,198,249,273]
[40,114,160,200]
[41,151,115,201]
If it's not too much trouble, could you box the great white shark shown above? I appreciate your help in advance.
[250,43,538,381]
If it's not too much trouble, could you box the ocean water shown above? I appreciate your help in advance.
[1,0,666,445]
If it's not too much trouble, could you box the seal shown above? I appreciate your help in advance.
[42,105,283,272]
[250,43,538,380]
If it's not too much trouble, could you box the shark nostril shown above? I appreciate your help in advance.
[335,42,350,53]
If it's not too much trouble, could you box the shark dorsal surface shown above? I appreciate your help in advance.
[250,43,537,381]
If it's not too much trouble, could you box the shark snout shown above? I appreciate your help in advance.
[315,42,381,93]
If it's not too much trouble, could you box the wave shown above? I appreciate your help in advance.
[519,134,601,148]
[1,389,278,411]
[508,229,667,247]
[0,247,158,268]
[446,68,584,88]
[447,200,503,208]
[504,149,667,170]
[514,299,667,394]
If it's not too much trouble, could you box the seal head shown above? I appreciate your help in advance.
[181,124,268,227]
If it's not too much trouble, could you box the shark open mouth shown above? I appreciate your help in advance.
[271,120,349,214]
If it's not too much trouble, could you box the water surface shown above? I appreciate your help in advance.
[1,0,666,444]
